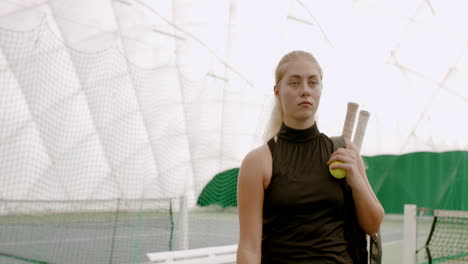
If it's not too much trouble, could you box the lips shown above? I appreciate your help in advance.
[299,101,311,105]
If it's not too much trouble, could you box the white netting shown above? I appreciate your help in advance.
[0,1,468,262]
[1,0,468,205]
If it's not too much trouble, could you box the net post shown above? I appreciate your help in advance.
[178,195,189,250]
[403,204,417,264]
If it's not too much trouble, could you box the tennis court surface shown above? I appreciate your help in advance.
[0,211,408,264]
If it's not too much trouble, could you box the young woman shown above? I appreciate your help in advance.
[237,50,384,264]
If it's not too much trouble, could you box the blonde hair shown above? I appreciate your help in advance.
[263,50,323,141]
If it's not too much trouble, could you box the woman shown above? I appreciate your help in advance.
[236,50,384,263]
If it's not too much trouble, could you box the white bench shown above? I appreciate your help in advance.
[147,244,237,264]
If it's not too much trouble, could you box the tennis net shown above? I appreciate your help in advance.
[403,204,468,264]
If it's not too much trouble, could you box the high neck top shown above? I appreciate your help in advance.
[262,123,352,264]
[277,122,321,144]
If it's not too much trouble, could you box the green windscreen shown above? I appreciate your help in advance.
[365,151,468,214]
[197,168,239,208]
[198,151,468,214]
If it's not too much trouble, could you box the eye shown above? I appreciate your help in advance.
[309,81,319,87]
[289,81,299,87]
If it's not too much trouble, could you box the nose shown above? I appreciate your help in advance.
[301,81,311,96]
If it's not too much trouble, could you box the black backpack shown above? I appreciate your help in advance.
[330,136,382,264]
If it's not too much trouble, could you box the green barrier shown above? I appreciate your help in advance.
[199,151,468,214]
[365,151,468,214]
[197,168,239,208]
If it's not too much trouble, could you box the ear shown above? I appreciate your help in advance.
[274,85,279,97]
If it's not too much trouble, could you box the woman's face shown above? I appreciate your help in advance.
[275,57,322,127]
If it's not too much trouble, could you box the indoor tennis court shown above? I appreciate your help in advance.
[0,210,424,263]
[1,1,467,263]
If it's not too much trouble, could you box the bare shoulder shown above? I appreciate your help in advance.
[240,143,272,188]
[242,144,271,169]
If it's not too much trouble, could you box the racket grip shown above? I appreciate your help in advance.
[353,110,370,152]
[342,102,359,140]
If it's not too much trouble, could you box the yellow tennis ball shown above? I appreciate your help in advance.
[329,161,346,179]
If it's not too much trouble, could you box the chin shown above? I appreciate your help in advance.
[294,113,315,122]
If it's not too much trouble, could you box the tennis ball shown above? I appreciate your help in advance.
[329,161,346,179]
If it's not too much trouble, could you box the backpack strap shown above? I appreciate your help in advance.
[330,136,346,152]
[370,232,383,264]
[330,135,369,263]
[330,135,382,263]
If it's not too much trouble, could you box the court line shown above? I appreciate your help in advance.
[382,240,402,246]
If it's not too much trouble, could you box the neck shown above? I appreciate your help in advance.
[283,117,315,130]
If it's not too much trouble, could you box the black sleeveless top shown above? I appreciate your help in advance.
[261,122,352,264]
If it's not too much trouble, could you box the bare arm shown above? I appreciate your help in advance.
[237,147,268,264]
[355,145,382,210]
[328,139,384,235]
